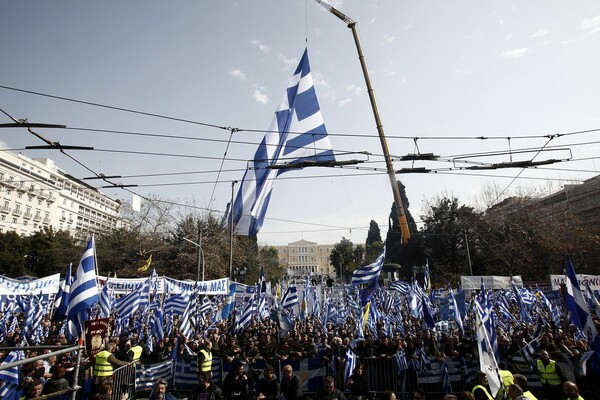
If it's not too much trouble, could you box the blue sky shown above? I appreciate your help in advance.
[1,1,600,246]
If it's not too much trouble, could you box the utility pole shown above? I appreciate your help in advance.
[314,0,411,243]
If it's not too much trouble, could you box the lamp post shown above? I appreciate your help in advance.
[182,231,204,282]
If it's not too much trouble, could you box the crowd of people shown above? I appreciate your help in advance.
[1,292,597,400]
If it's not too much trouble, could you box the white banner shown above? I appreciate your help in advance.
[549,274,600,291]
[164,277,229,295]
[460,275,523,290]
[0,274,60,295]
[97,276,230,295]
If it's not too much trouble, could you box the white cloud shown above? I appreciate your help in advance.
[369,18,376,25]
[582,15,600,37]
[382,35,395,43]
[346,84,363,97]
[496,47,529,58]
[313,72,336,101]
[229,68,246,80]
[504,33,514,40]
[250,39,270,54]
[253,88,269,104]
[385,69,397,77]
[405,23,413,30]
[278,54,298,71]
[529,29,549,38]
[339,98,352,107]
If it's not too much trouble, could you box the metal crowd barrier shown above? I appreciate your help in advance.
[114,355,598,400]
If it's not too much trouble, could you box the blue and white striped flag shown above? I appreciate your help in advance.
[53,263,72,321]
[226,48,335,236]
[99,280,113,318]
[0,350,24,398]
[352,243,386,286]
[282,280,299,310]
[135,360,174,391]
[344,348,357,385]
[448,287,464,333]
[565,257,598,341]
[67,235,99,339]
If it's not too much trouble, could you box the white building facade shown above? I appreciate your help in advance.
[272,239,335,278]
[0,151,126,240]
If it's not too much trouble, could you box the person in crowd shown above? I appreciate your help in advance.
[506,384,528,400]
[93,383,113,400]
[536,350,565,400]
[280,364,303,400]
[443,396,458,400]
[189,372,225,400]
[114,333,131,362]
[346,363,370,400]
[472,371,493,400]
[93,342,129,393]
[413,389,427,400]
[41,366,69,395]
[257,365,280,400]
[197,339,214,379]
[513,374,536,400]
[382,391,397,400]
[149,378,176,400]
[315,376,347,400]
[222,360,249,400]
[23,379,45,400]
[562,381,584,400]
[127,338,147,362]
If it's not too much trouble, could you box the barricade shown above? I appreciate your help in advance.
[124,354,597,400]
[112,362,137,400]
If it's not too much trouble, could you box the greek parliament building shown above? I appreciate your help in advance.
[0,151,126,240]
[272,239,336,278]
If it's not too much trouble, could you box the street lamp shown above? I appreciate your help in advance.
[232,266,247,282]
[182,233,204,282]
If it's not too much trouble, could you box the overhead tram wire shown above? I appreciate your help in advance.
[3,85,600,142]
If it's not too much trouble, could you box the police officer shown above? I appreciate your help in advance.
[536,350,565,400]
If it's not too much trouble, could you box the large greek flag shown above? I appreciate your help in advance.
[67,235,99,339]
[227,48,335,236]
[352,243,386,286]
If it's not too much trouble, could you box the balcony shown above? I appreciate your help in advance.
[60,216,66,222]
[0,206,10,214]
[43,217,51,224]
[23,212,32,219]
[33,214,42,222]
[12,209,22,217]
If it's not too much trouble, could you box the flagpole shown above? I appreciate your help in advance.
[314,0,411,243]
[229,181,237,280]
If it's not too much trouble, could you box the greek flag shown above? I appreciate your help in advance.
[135,360,174,391]
[53,263,72,321]
[352,243,386,286]
[448,287,464,333]
[226,48,335,236]
[67,235,99,339]
[99,280,113,318]
[565,257,598,341]
[344,348,357,385]
[0,350,24,398]
[282,280,299,310]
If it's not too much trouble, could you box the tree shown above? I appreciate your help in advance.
[365,220,383,264]
[258,246,283,283]
[419,196,482,283]
[329,237,355,282]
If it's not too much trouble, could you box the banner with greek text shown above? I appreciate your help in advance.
[460,275,523,290]
[0,274,60,295]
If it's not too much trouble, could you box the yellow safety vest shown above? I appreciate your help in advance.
[537,360,561,385]
[93,350,113,377]
[523,391,537,400]
[472,384,493,400]
[197,349,213,373]
[130,345,143,361]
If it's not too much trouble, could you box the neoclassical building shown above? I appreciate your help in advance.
[272,239,335,278]
[0,151,126,240]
